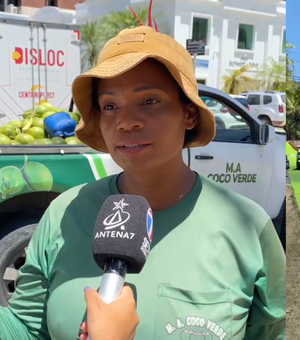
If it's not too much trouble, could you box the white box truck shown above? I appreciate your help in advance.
[0,10,81,125]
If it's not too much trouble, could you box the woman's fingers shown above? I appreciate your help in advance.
[78,332,88,340]
[84,287,104,324]
[80,321,88,333]
[119,286,135,301]
[78,321,88,339]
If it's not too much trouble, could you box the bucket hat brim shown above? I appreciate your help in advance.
[72,37,216,153]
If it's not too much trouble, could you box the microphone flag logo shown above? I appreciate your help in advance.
[147,208,153,242]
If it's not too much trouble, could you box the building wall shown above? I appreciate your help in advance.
[3,0,81,15]
[20,0,79,9]
[67,0,287,89]
[168,0,286,88]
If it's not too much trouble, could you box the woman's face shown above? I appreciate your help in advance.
[97,58,197,174]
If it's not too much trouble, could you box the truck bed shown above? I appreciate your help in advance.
[0,145,96,155]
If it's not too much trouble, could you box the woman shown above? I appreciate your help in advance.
[0,12,285,340]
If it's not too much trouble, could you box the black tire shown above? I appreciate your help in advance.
[0,224,37,307]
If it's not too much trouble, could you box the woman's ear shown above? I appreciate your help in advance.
[185,103,198,130]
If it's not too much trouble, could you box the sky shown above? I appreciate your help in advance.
[287,0,300,77]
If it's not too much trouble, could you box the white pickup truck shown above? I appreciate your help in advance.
[0,85,286,306]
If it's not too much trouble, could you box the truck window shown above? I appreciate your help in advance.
[201,96,252,143]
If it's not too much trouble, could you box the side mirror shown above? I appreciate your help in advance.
[259,124,269,144]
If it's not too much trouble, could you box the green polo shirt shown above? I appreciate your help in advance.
[0,174,286,340]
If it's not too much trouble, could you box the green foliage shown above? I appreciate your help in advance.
[79,6,164,69]
[222,65,257,94]
[286,42,300,139]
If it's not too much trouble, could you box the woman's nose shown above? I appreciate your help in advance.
[116,109,144,131]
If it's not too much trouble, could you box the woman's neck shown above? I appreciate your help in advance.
[118,161,197,210]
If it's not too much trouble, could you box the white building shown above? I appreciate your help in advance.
[75,0,286,89]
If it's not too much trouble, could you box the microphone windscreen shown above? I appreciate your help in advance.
[92,194,153,274]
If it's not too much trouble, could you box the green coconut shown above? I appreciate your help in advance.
[8,120,22,128]
[27,126,45,139]
[65,136,83,145]
[51,137,66,144]
[30,138,53,145]
[0,133,12,145]
[22,160,53,192]
[32,117,44,129]
[0,166,25,199]
[15,133,34,145]
[35,103,56,118]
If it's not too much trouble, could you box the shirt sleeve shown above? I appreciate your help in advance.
[244,218,286,340]
[0,209,51,340]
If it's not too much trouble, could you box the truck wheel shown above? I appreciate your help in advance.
[258,116,272,126]
[0,224,37,307]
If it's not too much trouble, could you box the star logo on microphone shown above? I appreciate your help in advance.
[113,199,129,211]
[103,199,131,230]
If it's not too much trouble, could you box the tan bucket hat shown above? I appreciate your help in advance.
[72,25,216,152]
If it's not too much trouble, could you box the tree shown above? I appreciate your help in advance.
[79,0,164,69]
[97,5,163,44]
[221,65,256,94]
[80,18,102,69]
[257,57,286,91]
[286,42,300,140]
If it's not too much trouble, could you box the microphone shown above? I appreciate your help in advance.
[92,194,153,303]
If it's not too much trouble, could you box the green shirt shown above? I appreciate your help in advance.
[0,174,286,340]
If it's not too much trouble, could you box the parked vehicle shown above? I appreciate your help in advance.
[230,94,251,110]
[201,96,248,130]
[240,91,286,127]
[296,150,300,170]
[0,84,286,307]
[0,11,81,125]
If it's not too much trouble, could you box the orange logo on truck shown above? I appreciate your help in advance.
[12,48,23,64]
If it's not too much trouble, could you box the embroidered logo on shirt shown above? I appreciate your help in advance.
[164,316,227,340]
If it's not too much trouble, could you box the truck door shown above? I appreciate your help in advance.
[187,93,272,211]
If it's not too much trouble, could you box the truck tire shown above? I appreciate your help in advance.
[0,224,37,307]
[258,115,272,126]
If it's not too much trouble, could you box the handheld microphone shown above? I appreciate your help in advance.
[92,194,153,303]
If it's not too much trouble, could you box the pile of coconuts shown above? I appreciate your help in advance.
[0,102,83,146]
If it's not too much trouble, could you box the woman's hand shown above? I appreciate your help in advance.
[79,286,140,340]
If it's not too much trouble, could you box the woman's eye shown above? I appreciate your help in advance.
[103,104,116,110]
[143,99,158,105]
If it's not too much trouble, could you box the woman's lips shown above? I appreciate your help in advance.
[117,143,151,155]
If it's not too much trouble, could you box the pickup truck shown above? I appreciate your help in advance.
[0,85,286,307]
